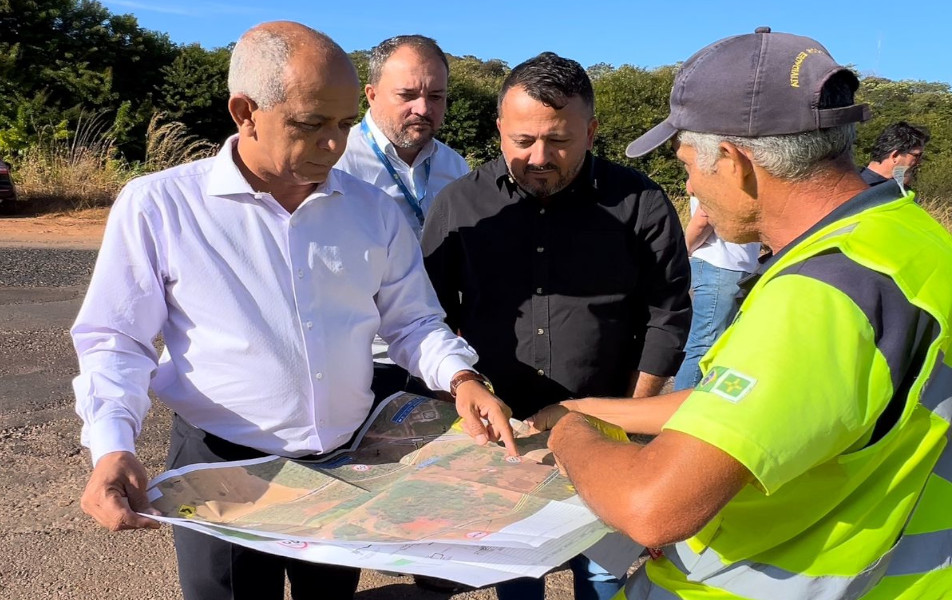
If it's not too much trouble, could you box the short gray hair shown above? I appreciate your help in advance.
[368,35,448,86]
[228,28,292,110]
[679,125,857,181]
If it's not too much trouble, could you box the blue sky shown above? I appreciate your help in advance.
[102,0,951,84]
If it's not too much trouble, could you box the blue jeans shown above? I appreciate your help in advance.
[494,554,624,600]
[674,257,747,391]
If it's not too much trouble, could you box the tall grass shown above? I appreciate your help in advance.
[12,112,217,214]
[143,113,217,174]
[919,196,952,232]
[14,113,128,212]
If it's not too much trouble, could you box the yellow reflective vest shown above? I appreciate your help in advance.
[622,191,952,599]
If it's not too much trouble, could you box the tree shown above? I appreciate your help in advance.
[157,44,233,144]
[591,64,680,190]
[441,56,507,166]
[0,0,175,158]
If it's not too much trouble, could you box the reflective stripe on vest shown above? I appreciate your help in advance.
[921,351,952,423]
[885,352,952,580]
[660,541,886,600]
[886,528,952,577]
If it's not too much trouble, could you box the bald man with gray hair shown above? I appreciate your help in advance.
[72,21,513,600]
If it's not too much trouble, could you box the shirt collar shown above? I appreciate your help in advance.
[206,134,345,200]
[363,110,437,168]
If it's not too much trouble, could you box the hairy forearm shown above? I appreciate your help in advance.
[630,372,667,398]
[550,414,653,541]
[563,390,691,435]
[551,414,752,548]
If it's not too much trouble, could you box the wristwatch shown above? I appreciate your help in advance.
[449,370,494,397]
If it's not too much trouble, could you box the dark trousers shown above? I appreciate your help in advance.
[166,415,361,600]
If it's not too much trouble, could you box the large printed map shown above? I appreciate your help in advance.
[145,393,641,585]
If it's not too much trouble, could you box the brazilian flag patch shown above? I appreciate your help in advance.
[696,366,757,403]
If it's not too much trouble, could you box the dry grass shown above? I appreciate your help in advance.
[12,112,217,215]
[143,113,217,173]
[919,196,952,232]
[14,113,129,213]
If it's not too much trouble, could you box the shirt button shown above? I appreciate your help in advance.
[315,372,324,380]
[537,369,545,376]
[539,208,546,215]
[536,287,543,294]
[536,246,544,253]
[537,328,545,335]
[306,321,313,330]
[297,269,304,278]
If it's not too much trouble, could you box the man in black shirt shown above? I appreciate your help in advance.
[421,52,691,600]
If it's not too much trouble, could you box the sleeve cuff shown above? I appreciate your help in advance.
[435,355,478,393]
[638,349,686,378]
[86,417,138,466]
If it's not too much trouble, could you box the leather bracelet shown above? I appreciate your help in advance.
[449,370,494,397]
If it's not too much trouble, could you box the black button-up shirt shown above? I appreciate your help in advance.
[421,154,691,418]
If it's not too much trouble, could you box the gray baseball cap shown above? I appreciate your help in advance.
[625,27,871,158]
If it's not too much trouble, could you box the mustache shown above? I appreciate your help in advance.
[402,117,433,128]
[524,163,558,173]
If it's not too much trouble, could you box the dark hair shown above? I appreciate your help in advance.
[870,121,931,162]
[368,35,449,85]
[497,52,594,117]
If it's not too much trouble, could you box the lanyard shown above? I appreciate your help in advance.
[361,119,430,226]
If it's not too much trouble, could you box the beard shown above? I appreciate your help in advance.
[509,155,585,198]
[379,115,436,151]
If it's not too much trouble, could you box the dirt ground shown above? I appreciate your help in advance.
[0,211,586,599]
[0,210,108,249]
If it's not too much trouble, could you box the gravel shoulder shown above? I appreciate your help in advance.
[0,214,579,600]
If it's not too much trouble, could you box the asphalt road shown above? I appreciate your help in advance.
[0,244,578,599]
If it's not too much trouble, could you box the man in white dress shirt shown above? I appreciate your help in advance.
[336,35,471,403]
[336,35,469,240]
[71,21,514,600]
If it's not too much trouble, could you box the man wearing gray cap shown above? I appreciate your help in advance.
[528,28,952,599]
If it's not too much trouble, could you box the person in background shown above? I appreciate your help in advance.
[335,33,474,595]
[335,34,471,404]
[858,120,929,187]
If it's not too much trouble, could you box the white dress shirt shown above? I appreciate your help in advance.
[335,111,470,240]
[72,136,478,465]
[335,112,470,364]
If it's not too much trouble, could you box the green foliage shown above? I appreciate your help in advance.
[156,44,233,144]
[0,92,69,155]
[442,56,507,166]
[2,0,952,212]
[590,64,680,190]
